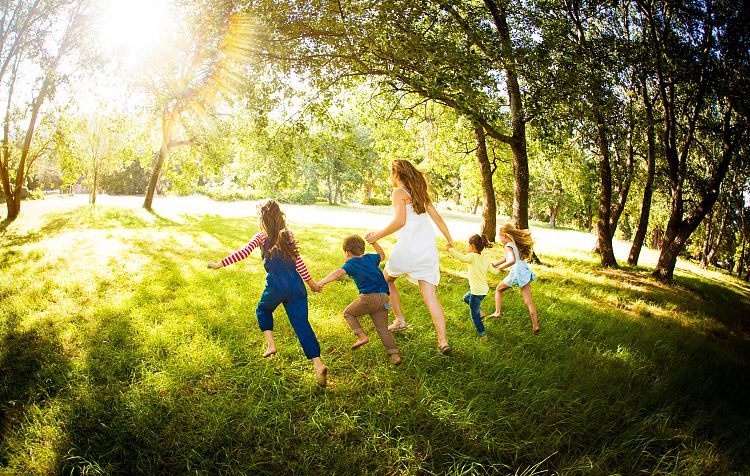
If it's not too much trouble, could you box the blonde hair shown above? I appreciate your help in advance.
[391,159,432,214]
[499,223,533,260]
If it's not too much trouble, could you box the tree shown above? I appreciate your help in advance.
[637,0,750,282]
[55,109,132,204]
[247,0,537,236]
[137,1,261,209]
[1,0,90,220]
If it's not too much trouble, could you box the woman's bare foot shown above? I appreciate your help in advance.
[351,334,369,350]
[389,353,402,365]
[262,347,277,358]
[533,326,541,334]
[485,312,501,319]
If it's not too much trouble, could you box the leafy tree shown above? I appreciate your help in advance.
[636,0,750,282]
[1,0,91,219]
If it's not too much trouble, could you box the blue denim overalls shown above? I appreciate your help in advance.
[255,238,321,359]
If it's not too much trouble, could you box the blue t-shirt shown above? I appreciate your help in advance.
[341,253,390,295]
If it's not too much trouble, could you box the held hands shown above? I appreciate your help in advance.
[446,241,454,250]
[207,261,221,269]
[365,232,379,244]
[307,280,323,293]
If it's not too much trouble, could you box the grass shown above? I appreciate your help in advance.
[1,203,749,475]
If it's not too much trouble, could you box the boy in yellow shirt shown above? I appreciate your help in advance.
[447,234,500,338]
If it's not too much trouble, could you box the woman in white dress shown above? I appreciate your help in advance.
[365,160,454,354]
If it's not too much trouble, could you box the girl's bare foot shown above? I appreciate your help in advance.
[389,353,402,365]
[351,334,369,350]
[314,364,328,387]
[262,347,277,358]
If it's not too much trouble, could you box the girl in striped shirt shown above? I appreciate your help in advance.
[208,199,327,386]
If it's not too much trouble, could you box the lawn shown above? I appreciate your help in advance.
[1,201,749,475]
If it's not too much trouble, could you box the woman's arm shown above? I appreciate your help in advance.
[365,189,408,243]
[426,203,453,248]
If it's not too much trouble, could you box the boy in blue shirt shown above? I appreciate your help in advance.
[318,235,402,365]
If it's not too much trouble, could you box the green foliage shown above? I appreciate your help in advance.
[1,202,749,474]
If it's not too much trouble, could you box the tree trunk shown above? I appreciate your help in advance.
[485,1,529,230]
[143,108,175,210]
[90,166,98,204]
[627,80,656,265]
[474,124,497,241]
[699,212,715,268]
[594,115,618,267]
[705,203,731,267]
[653,101,736,281]
[549,186,564,229]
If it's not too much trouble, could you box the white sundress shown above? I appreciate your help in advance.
[502,241,535,288]
[384,189,441,286]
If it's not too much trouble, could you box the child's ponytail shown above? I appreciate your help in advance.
[469,234,493,253]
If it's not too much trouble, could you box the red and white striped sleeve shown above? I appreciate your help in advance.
[220,231,266,267]
[289,231,312,282]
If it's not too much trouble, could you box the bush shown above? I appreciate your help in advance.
[27,188,45,200]
[275,190,318,205]
[200,186,258,202]
[361,196,391,206]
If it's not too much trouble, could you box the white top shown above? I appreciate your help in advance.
[384,188,441,286]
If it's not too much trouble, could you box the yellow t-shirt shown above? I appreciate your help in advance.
[448,248,499,296]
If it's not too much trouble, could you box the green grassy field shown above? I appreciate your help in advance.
[1,203,749,475]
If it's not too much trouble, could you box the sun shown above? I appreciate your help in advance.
[98,0,174,66]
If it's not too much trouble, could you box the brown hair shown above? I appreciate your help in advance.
[257,199,298,261]
[499,223,534,260]
[342,235,365,256]
[391,159,432,214]
[468,234,493,253]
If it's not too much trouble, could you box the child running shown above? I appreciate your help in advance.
[486,223,540,334]
[317,235,402,365]
[207,199,328,386]
[365,159,454,355]
[447,234,499,339]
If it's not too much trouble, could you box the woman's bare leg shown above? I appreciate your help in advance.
[384,271,407,330]
[418,281,449,350]
[520,283,540,333]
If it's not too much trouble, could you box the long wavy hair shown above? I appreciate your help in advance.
[468,234,493,253]
[391,159,432,214]
[499,223,534,260]
[257,199,298,261]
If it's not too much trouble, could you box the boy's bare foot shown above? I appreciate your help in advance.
[389,353,402,365]
[262,347,277,358]
[480,334,488,342]
[315,364,328,387]
[351,334,369,350]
